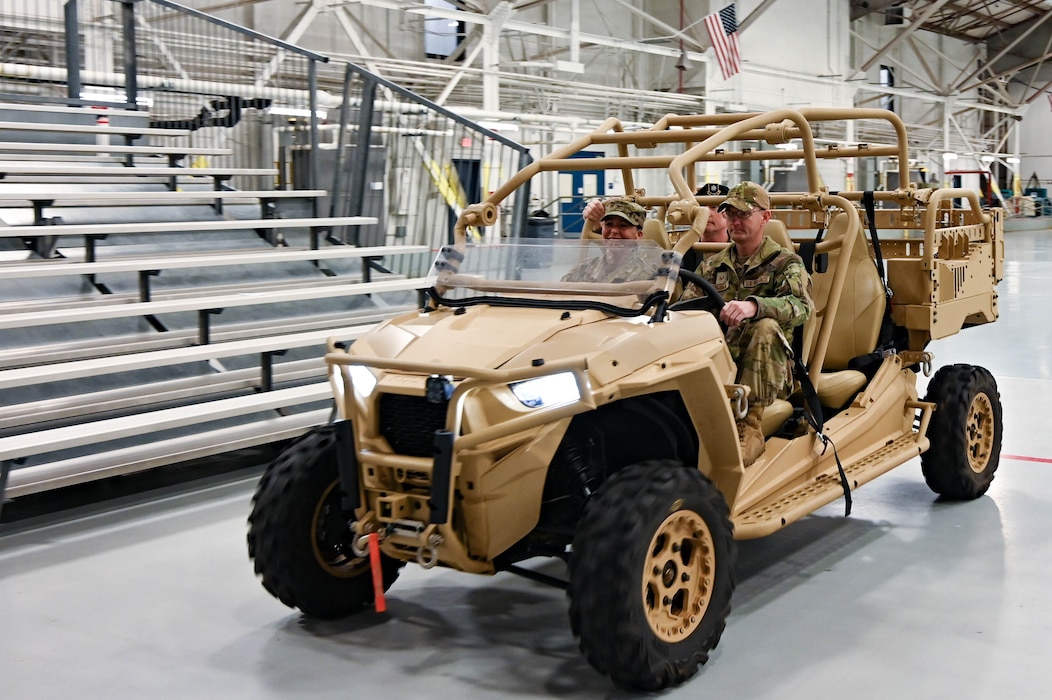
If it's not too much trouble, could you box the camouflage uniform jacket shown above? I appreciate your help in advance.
[562,249,659,283]
[694,236,814,347]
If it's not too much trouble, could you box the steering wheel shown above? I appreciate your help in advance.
[670,268,726,314]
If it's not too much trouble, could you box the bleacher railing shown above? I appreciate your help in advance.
[0,0,534,253]
[326,62,534,278]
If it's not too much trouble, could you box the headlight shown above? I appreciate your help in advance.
[509,372,580,408]
[347,364,378,398]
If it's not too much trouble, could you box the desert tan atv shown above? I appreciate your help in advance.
[247,107,1004,690]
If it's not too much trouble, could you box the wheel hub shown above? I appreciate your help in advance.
[642,510,715,642]
[966,393,995,474]
[311,480,369,578]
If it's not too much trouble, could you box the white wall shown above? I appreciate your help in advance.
[734,0,852,111]
[1018,98,1052,193]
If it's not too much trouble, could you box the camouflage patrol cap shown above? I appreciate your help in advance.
[696,183,729,196]
[601,198,646,227]
[718,181,771,212]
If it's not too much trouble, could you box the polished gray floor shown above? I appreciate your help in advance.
[2,228,1051,699]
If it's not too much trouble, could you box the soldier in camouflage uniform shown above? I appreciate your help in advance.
[563,199,659,283]
[685,182,814,466]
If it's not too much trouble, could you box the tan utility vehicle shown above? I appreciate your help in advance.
[248,108,1004,690]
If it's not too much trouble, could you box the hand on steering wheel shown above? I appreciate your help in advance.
[670,268,726,315]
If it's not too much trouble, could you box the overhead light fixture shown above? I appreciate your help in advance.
[942,152,958,161]
[1006,156,1020,164]
[80,90,153,107]
[555,60,585,74]
[270,106,328,119]
[477,120,519,132]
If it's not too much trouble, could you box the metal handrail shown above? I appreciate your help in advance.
[145,0,329,62]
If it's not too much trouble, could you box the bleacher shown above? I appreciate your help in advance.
[0,102,429,506]
[0,0,532,515]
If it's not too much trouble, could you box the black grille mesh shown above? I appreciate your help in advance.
[378,393,448,457]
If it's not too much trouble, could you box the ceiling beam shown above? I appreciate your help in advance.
[959,49,1052,92]
[333,6,390,77]
[849,0,902,23]
[857,0,953,74]
[951,7,1052,91]
[738,0,782,34]
[1023,79,1052,104]
[608,0,708,52]
[906,35,944,94]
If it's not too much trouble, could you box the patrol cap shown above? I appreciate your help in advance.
[601,198,646,227]
[718,181,771,212]
[696,183,729,196]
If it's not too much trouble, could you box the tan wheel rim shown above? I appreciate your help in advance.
[642,509,715,642]
[966,393,995,474]
[311,480,369,578]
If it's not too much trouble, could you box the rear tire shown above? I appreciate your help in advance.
[921,364,1002,499]
[568,461,736,690]
[247,425,404,619]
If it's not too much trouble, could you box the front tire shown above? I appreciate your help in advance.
[247,424,404,619]
[568,461,736,691]
[921,364,1002,499]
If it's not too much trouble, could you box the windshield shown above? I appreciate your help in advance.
[425,240,681,315]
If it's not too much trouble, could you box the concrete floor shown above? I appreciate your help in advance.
[2,227,1051,699]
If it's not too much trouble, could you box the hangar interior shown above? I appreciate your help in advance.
[1,1,1051,697]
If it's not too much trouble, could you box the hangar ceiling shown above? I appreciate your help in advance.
[6,0,1039,154]
[850,0,1052,107]
[212,0,1052,133]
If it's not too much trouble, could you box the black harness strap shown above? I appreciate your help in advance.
[861,191,897,348]
[791,353,852,517]
[798,227,827,274]
[861,191,887,286]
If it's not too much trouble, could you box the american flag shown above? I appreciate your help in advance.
[704,3,742,80]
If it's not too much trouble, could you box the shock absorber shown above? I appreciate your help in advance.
[562,440,598,502]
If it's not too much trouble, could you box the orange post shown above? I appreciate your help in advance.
[368,532,386,613]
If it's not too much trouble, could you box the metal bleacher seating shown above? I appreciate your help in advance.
[0,101,431,509]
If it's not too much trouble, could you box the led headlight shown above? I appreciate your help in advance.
[347,364,378,398]
[509,371,580,408]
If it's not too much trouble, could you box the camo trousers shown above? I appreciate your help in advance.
[727,318,793,407]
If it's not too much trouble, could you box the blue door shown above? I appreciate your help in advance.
[559,151,605,238]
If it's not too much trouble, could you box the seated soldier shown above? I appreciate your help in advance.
[684,182,814,466]
[682,183,732,271]
[563,198,656,283]
[696,182,732,244]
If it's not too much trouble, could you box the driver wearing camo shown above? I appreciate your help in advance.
[682,182,814,466]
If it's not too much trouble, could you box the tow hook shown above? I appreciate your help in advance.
[417,526,443,569]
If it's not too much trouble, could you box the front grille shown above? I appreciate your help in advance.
[378,393,448,457]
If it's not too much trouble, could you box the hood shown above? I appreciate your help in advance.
[349,304,599,370]
[349,304,725,383]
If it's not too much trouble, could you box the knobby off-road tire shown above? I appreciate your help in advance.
[247,424,404,619]
[568,461,736,691]
[921,364,1002,499]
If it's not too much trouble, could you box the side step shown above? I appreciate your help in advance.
[733,432,927,539]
